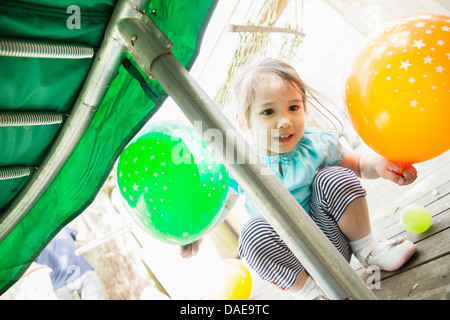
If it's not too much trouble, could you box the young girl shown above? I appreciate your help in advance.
[181,58,418,300]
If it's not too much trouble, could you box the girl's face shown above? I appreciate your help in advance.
[246,73,306,156]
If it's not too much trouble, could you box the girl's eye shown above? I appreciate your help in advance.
[289,105,300,111]
[262,109,274,116]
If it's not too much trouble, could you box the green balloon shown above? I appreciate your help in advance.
[117,122,229,246]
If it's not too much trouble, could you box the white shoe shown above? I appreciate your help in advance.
[354,236,417,271]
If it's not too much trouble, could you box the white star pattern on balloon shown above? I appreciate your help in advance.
[400,60,412,70]
[410,100,419,107]
[363,17,450,111]
[413,39,426,49]
[436,65,445,73]
[416,21,426,28]
[423,56,433,63]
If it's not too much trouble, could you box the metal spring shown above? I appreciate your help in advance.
[0,112,64,127]
[0,38,94,59]
[0,167,32,180]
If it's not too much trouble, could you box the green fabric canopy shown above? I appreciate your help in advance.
[0,0,217,295]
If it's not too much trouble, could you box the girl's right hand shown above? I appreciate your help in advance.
[180,238,203,259]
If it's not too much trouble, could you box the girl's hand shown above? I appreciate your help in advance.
[376,158,417,186]
[340,151,418,186]
[180,238,203,259]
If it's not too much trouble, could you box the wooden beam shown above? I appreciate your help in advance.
[227,24,305,37]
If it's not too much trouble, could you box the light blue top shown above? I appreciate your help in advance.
[228,127,345,218]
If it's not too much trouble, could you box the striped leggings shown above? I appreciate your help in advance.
[238,166,366,291]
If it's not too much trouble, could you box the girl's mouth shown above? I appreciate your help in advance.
[276,134,294,144]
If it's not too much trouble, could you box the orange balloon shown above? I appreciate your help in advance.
[344,14,450,166]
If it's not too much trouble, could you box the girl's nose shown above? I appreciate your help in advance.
[277,116,292,129]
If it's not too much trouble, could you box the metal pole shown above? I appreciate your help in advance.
[117,17,377,300]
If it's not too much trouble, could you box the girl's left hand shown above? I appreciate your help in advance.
[180,238,203,259]
[378,158,417,186]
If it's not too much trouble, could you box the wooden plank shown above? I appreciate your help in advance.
[374,254,450,300]
[372,191,450,241]
[371,181,450,229]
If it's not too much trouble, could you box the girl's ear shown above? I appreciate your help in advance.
[235,112,254,144]
[236,112,249,129]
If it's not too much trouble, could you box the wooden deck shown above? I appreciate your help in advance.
[351,150,450,300]
[249,150,450,300]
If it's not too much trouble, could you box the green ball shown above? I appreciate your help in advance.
[399,204,432,233]
[117,122,229,246]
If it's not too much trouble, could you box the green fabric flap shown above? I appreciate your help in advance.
[0,0,112,211]
[0,0,217,295]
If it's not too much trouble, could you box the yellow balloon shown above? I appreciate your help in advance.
[344,14,450,166]
[209,259,252,300]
